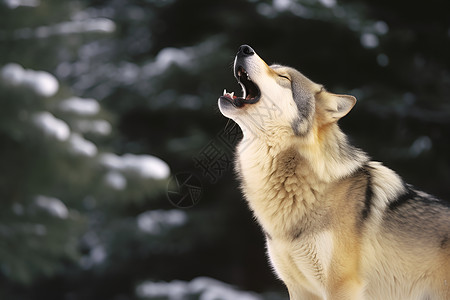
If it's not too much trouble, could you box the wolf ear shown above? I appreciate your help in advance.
[317,92,356,123]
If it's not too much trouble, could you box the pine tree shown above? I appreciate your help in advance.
[0,1,171,298]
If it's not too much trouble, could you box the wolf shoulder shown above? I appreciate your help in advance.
[349,160,450,251]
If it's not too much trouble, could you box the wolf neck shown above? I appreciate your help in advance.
[238,123,368,182]
[237,123,368,238]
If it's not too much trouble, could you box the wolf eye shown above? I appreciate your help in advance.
[278,74,290,81]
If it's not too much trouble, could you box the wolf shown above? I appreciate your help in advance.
[218,45,450,300]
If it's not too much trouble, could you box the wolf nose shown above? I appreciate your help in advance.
[237,45,255,57]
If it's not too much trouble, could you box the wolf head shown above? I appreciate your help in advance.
[218,45,356,139]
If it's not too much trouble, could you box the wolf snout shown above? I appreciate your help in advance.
[237,44,255,57]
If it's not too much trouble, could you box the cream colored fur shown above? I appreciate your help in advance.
[218,47,450,300]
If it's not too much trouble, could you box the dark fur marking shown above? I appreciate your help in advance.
[388,185,417,211]
[291,116,302,136]
[291,80,313,136]
[291,228,303,241]
[291,116,311,137]
[361,166,373,222]
[276,147,301,177]
[440,235,449,249]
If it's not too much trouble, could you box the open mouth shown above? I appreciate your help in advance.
[220,66,261,107]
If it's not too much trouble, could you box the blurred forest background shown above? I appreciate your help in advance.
[0,0,449,299]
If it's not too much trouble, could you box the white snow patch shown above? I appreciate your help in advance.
[76,119,112,135]
[136,209,187,234]
[59,97,100,116]
[68,133,98,157]
[137,280,188,300]
[13,18,115,39]
[136,276,262,300]
[273,0,292,12]
[34,195,69,219]
[90,245,107,264]
[116,62,140,84]
[80,245,107,269]
[3,0,39,9]
[100,153,123,169]
[142,47,193,77]
[257,0,311,18]
[55,18,115,35]
[1,63,59,97]
[155,48,191,70]
[374,20,389,35]
[104,171,127,190]
[1,63,23,85]
[28,71,59,97]
[318,0,336,8]
[360,33,379,49]
[100,153,170,180]
[32,111,70,141]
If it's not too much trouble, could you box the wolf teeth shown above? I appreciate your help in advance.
[223,89,235,98]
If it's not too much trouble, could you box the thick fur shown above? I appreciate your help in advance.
[218,46,450,300]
